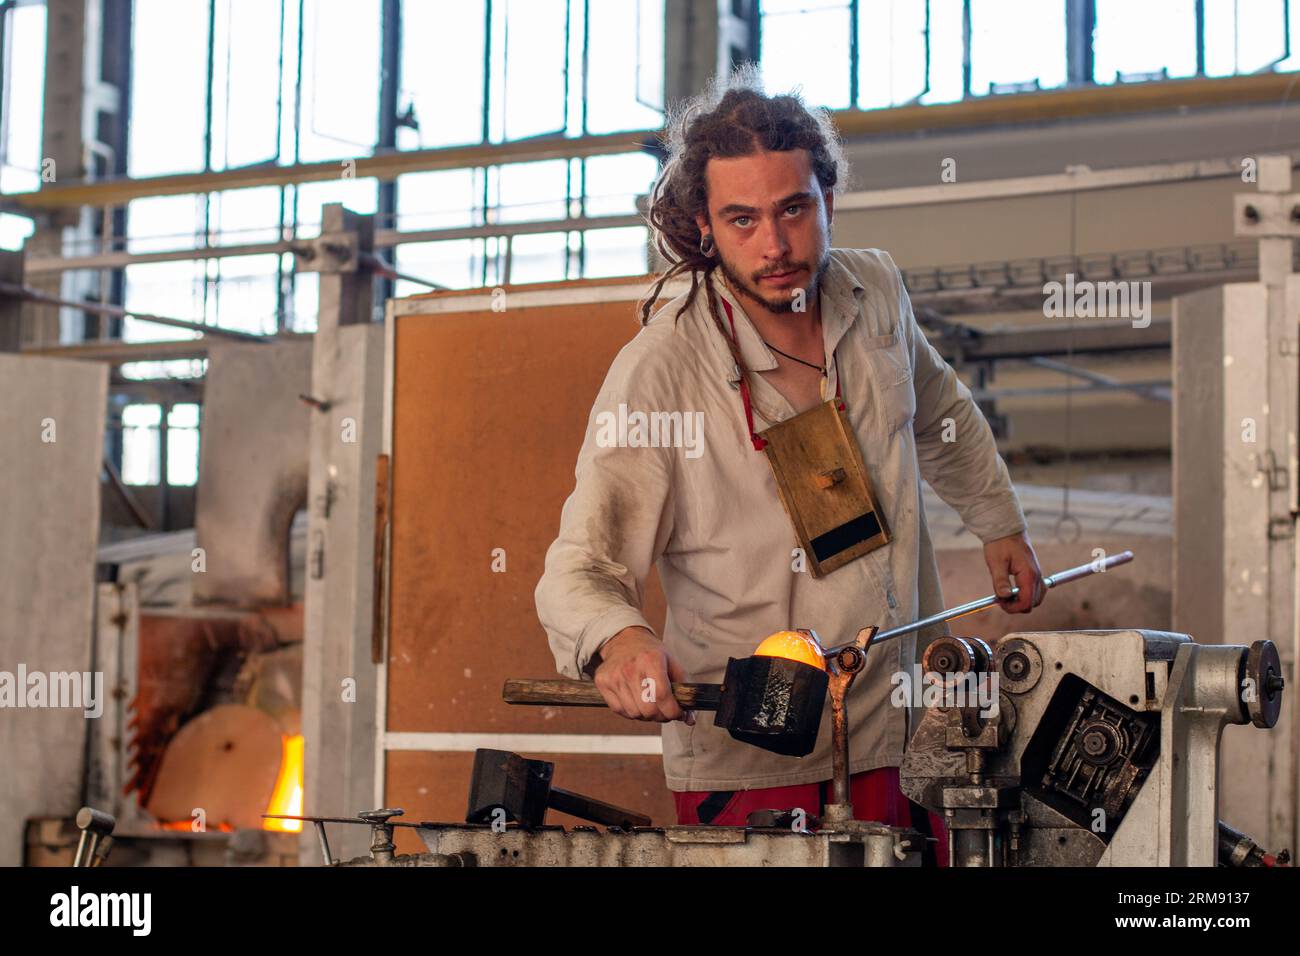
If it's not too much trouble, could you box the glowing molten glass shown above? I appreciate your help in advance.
[753,630,826,671]
[263,734,304,832]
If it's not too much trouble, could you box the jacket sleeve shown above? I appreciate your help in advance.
[533,340,677,680]
[882,250,1027,544]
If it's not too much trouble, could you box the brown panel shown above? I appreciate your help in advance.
[386,751,677,855]
[388,290,667,734]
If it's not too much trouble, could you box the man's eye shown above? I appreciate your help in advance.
[732,216,752,227]
[785,204,804,216]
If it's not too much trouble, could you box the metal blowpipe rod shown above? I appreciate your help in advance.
[862,549,1135,647]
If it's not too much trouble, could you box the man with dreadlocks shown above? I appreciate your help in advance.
[535,69,1044,863]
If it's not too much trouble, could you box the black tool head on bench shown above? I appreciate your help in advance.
[466,749,553,828]
[714,655,828,757]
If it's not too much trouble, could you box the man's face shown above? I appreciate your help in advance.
[695,148,834,315]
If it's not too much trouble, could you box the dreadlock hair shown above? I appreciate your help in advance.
[637,64,848,370]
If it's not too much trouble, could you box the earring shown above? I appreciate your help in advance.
[699,234,715,257]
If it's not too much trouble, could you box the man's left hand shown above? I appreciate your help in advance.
[984,530,1045,614]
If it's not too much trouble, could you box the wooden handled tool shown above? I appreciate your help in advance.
[504,656,829,758]
[502,677,722,709]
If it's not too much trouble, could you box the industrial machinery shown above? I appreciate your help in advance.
[268,552,1290,867]
[900,628,1288,867]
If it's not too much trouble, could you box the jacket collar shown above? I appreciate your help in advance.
[700,253,866,387]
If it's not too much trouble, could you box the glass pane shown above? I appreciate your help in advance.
[168,404,201,428]
[493,161,568,224]
[970,0,1066,94]
[0,214,36,252]
[586,0,665,133]
[583,153,657,217]
[762,1,852,109]
[0,3,47,193]
[123,404,162,427]
[213,254,279,334]
[291,273,319,332]
[488,0,568,142]
[121,405,161,486]
[508,232,568,284]
[128,195,205,254]
[167,421,200,487]
[130,0,210,176]
[922,0,966,103]
[211,186,283,246]
[123,261,206,380]
[396,169,481,231]
[1205,0,1291,76]
[402,0,486,148]
[298,0,380,161]
[395,239,484,292]
[583,226,648,278]
[294,178,378,233]
[1094,0,1198,83]
[211,0,282,169]
[858,0,930,109]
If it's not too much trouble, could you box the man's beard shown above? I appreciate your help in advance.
[718,247,831,315]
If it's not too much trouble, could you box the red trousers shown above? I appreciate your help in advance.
[673,766,948,867]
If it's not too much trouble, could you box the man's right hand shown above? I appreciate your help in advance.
[592,627,695,725]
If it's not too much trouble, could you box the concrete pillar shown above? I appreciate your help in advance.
[299,206,384,862]
[32,0,132,347]
[1173,155,1298,854]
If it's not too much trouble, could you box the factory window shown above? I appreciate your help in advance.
[121,188,282,376]
[762,0,854,109]
[391,151,656,289]
[583,226,654,278]
[1200,0,1299,75]
[167,404,201,487]
[119,402,202,487]
[0,0,46,250]
[298,0,381,162]
[762,0,1300,111]
[121,404,162,486]
[121,253,207,382]
[394,239,483,295]
[585,0,666,134]
[129,0,212,176]
[1092,0,1199,82]
[855,0,941,108]
[400,2,486,149]
[399,0,665,148]
[113,1,661,315]
[968,0,1066,94]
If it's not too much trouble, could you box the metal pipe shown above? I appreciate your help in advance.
[0,280,270,343]
[313,820,333,866]
[831,550,1135,651]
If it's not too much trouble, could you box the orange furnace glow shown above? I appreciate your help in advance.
[263,734,305,832]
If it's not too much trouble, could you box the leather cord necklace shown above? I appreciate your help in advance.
[762,339,826,375]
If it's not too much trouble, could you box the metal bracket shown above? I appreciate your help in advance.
[1268,515,1295,540]
[295,232,361,274]
[1233,193,1300,239]
[1260,450,1289,492]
